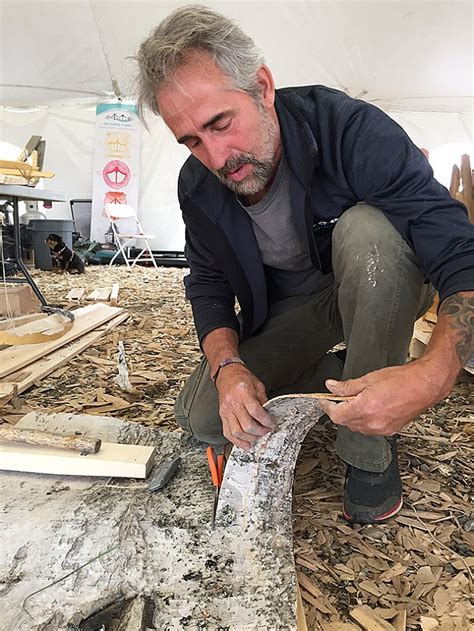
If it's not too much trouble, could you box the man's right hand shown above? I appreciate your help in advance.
[215,363,276,449]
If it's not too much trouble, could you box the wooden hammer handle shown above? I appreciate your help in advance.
[0,426,101,454]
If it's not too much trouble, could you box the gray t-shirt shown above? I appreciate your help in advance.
[238,154,332,301]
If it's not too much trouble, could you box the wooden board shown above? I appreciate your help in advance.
[0,312,130,404]
[86,287,111,302]
[66,288,85,301]
[411,318,474,374]
[0,285,39,317]
[109,282,120,306]
[0,303,123,379]
[460,154,473,222]
[0,439,154,478]
[0,166,54,179]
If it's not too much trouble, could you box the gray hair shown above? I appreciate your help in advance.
[135,5,265,122]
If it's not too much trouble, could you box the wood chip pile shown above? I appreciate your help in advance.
[1,266,472,631]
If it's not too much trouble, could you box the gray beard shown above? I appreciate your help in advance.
[212,109,280,196]
[213,154,276,196]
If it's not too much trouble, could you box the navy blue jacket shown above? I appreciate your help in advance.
[178,85,474,345]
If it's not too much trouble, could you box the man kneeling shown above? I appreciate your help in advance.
[135,6,474,524]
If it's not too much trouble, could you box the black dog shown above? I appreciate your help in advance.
[45,233,85,274]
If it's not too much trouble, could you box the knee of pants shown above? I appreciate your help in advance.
[174,386,226,446]
[332,203,422,279]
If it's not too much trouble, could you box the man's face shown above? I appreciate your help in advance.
[156,51,281,197]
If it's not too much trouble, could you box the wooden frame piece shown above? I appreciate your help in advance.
[0,440,154,478]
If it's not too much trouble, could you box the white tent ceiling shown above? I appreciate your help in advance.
[1,1,473,112]
[0,1,473,249]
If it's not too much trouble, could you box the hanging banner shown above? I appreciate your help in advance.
[90,102,141,243]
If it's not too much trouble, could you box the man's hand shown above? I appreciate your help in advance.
[216,364,276,449]
[202,327,276,449]
[319,290,473,436]
[317,358,448,436]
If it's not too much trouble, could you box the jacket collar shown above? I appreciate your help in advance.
[180,88,319,220]
[275,90,318,194]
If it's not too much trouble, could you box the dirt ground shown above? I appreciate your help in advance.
[1,266,472,631]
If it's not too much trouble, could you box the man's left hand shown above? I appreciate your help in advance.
[317,359,451,435]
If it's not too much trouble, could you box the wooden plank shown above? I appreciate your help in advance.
[449,164,461,197]
[86,287,111,302]
[409,336,426,361]
[412,318,474,374]
[0,303,123,379]
[0,285,39,317]
[0,440,154,478]
[95,287,112,301]
[0,166,54,179]
[0,312,130,397]
[66,288,85,301]
[460,154,473,222]
[109,282,120,306]
[85,288,102,301]
[350,605,396,631]
[0,158,41,170]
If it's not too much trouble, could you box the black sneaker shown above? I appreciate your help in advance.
[343,439,403,524]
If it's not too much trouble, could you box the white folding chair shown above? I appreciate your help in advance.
[103,203,158,269]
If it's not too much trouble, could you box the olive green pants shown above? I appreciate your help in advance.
[174,204,434,472]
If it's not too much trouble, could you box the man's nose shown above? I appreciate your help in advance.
[203,139,231,172]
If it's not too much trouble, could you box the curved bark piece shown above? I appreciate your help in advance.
[211,396,324,628]
[0,400,323,630]
[217,396,324,529]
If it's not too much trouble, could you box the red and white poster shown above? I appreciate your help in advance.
[91,102,141,243]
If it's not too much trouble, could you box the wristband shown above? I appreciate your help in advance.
[211,356,246,384]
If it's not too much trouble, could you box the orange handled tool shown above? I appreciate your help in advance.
[207,446,225,529]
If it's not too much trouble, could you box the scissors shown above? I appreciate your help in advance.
[206,446,225,529]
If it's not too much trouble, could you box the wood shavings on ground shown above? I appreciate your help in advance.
[1,266,472,631]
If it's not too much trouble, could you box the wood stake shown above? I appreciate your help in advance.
[109,283,120,306]
[0,426,101,453]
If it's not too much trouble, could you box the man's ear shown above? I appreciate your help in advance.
[255,65,275,108]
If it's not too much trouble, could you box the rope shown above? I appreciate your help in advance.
[89,1,122,100]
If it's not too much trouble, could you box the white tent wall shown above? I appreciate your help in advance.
[1,105,471,250]
[0,106,95,219]
[0,106,190,249]
[1,0,473,250]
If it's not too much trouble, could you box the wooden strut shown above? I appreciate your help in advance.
[0,426,101,454]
